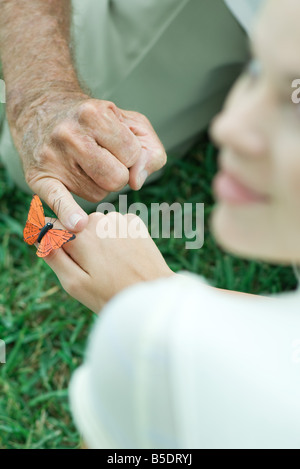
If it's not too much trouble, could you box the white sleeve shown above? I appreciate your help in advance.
[69,273,300,449]
[69,274,190,449]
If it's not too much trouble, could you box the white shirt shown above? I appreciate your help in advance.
[69,274,300,449]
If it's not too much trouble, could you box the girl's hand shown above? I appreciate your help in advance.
[43,212,174,313]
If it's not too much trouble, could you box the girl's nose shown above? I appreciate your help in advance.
[210,84,269,159]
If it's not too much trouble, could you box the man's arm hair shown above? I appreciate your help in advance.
[0,0,82,125]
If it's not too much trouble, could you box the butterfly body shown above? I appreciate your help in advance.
[24,195,76,258]
[37,222,54,244]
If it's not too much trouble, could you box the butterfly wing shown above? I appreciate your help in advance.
[25,194,45,228]
[23,221,40,245]
[36,229,75,258]
[37,232,53,258]
[48,229,76,250]
[24,194,45,245]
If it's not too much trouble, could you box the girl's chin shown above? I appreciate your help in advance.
[211,204,296,265]
[210,203,265,260]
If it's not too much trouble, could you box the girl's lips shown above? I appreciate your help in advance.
[213,171,269,205]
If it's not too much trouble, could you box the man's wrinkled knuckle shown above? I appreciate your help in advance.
[123,139,141,167]
[104,100,117,112]
[40,144,56,162]
[147,148,167,175]
[98,105,115,126]
[107,171,129,192]
[95,157,128,191]
[75,181,105,203]
[122,152,136,168]
[53,122,72,140]
[156,148,167,167]
[80,138,97,156]
[131,143,142,163]
[78,100,98,121]
[121,130,134,148]
[93,100,115,117]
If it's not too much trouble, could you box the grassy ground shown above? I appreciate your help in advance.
[0,119,297,448]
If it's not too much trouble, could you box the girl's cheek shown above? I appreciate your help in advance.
[272,131,300,204]
[277,160,300,205]
[288,166,300,203]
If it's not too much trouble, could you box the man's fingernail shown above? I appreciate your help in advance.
[138,170,148,189]
[69,214,83,229]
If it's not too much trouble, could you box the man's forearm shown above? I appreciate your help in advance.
[0,0,82,123]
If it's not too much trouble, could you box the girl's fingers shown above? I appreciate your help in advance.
[42,244,87,288]
[42,214,107,273]
[43,245,77,274]
[57,213,106,270]
[41,216,91,270]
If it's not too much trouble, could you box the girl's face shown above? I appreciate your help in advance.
[211,0,300,264]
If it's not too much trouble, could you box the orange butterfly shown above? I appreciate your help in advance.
[23,194,76,258]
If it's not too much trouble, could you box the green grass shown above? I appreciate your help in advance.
[0,139,297,449]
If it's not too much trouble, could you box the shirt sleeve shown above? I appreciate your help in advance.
[69,274,194,449]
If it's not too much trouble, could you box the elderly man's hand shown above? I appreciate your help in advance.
[0,1,166,231]
[9,92,166,231]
